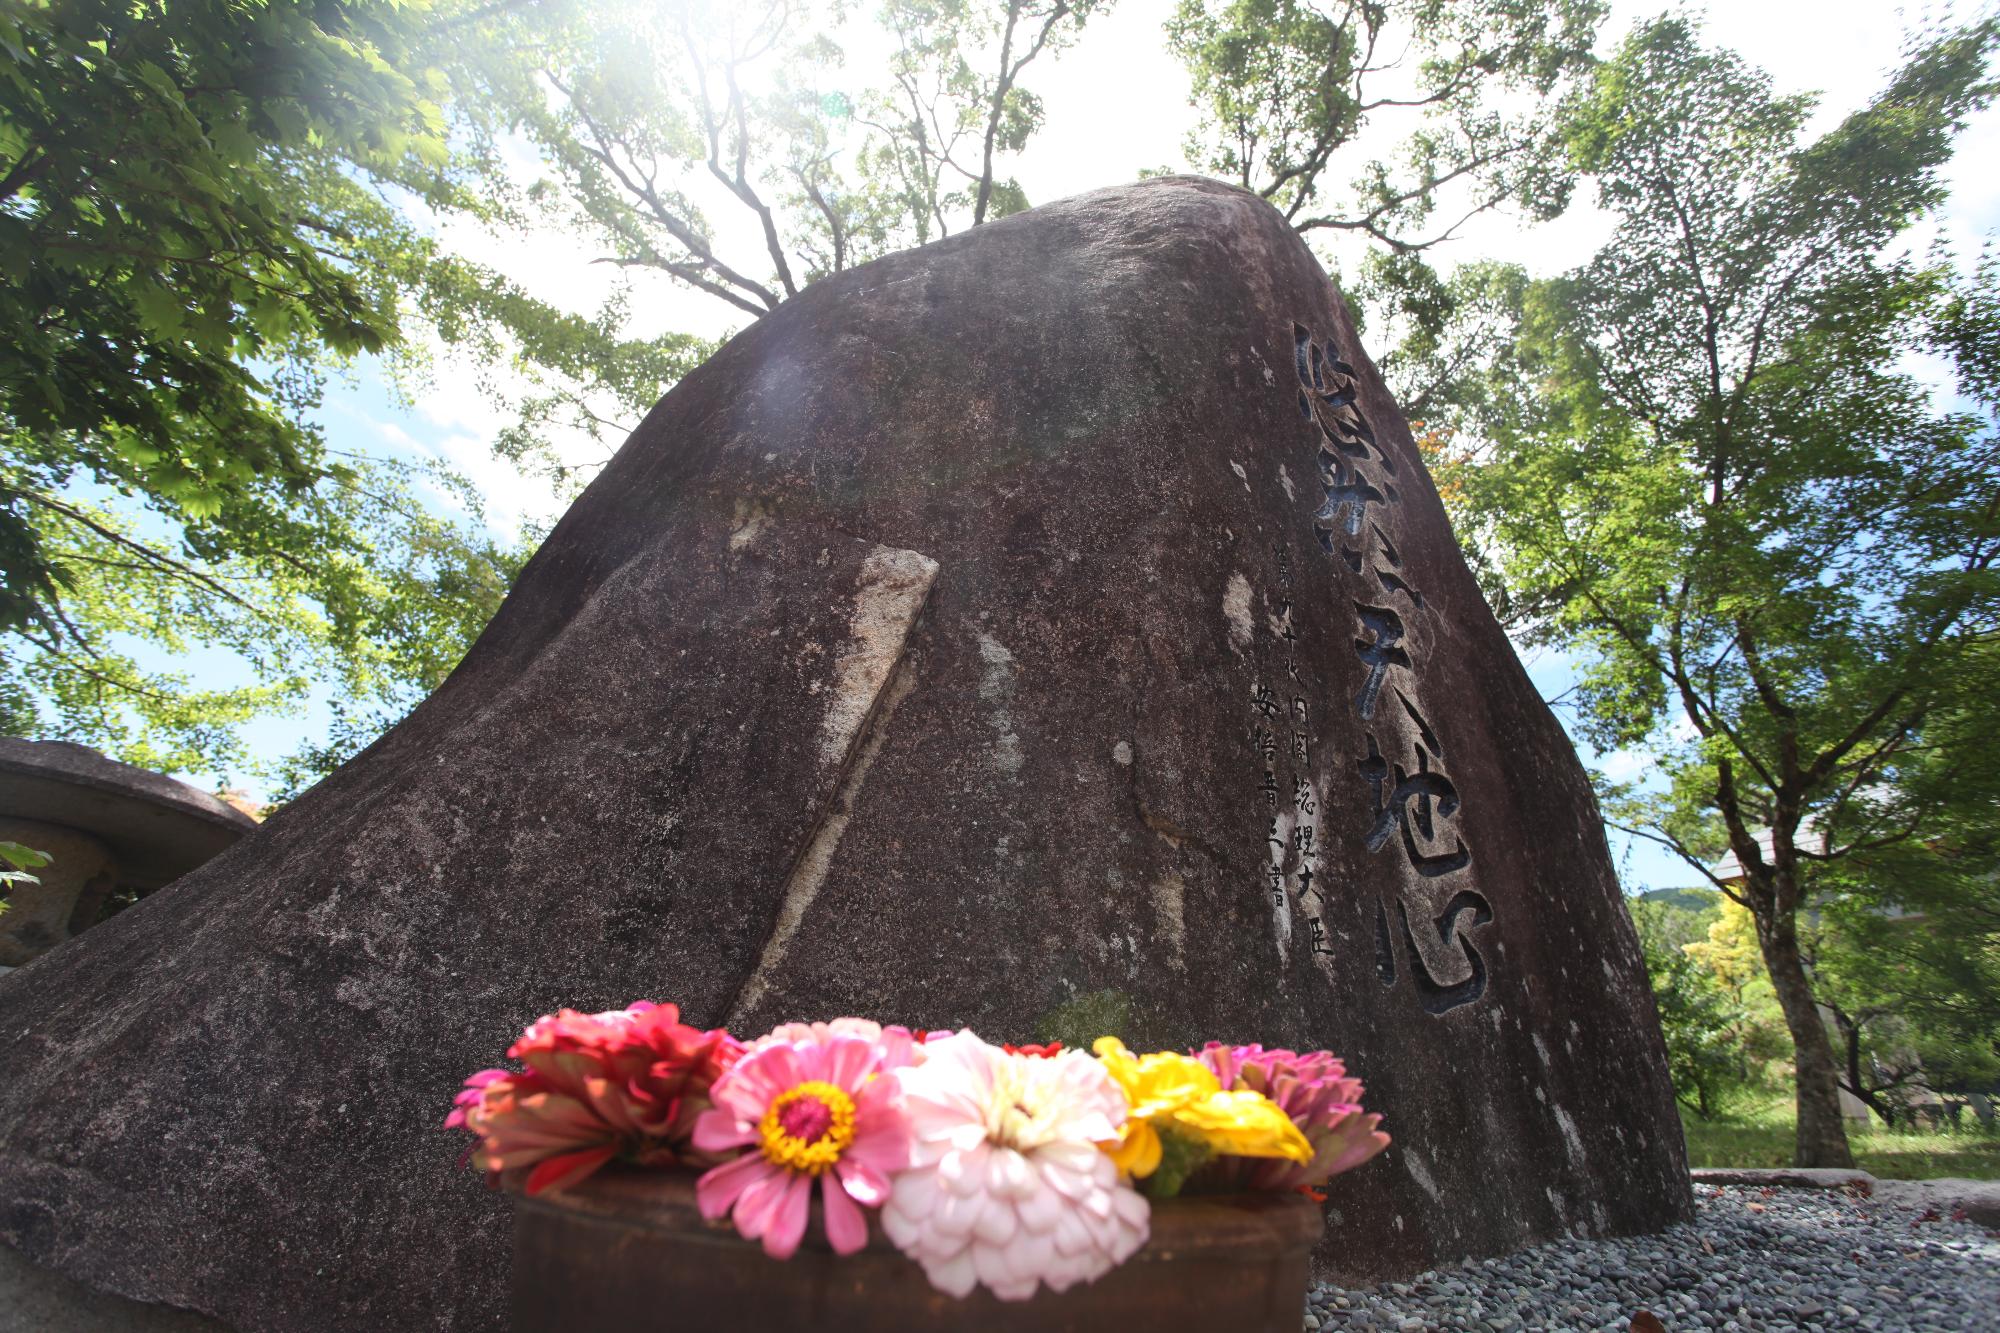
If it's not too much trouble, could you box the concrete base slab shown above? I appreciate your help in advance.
[1691,1168,2000,1227]
[1873,1177,2000,1227]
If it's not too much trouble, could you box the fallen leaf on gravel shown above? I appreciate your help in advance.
[1630,1312,1667,1333]
[1701,1236,1715,1255]
[1746,1202,1767,1213]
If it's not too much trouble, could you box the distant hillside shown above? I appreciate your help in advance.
[1637,886,1723,913]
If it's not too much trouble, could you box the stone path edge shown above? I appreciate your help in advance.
[1690,1167,2000,1226]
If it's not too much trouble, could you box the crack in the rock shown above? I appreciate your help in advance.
[723,546,936,1024]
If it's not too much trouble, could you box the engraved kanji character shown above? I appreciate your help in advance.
[1375,892,1493,1013]
[1358,743,1470,878]
[1397,690,1444,760]
[1352,603,1410,720]
[1315,463,1387,541]
[1377,566,1425,609]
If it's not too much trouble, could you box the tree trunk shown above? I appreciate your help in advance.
[1831,1005,1899,1126]
[1759,914,1856,1167]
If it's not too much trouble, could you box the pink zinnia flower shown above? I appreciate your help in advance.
[753,1018,922,1071]
[882,1031,1150,1301]
[693,1031,912,1259]
[445,1002,738,1195]
[1193,1043,1390,1192]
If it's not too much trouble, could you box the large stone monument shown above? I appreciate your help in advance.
[0,178,1689,1330]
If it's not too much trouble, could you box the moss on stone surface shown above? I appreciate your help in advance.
[1035,988,1132,1050]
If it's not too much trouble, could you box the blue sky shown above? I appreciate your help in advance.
[120,0,2000,895]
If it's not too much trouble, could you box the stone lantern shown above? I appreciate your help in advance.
[0,738,256,969]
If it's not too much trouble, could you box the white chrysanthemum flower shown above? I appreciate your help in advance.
[881,1031,1150,1301]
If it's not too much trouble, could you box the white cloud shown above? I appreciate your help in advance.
[1597,748,1654,784]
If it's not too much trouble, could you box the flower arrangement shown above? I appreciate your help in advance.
[449,1005,1389,1303]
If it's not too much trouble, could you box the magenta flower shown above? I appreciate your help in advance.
[693,1031,912,1259]
[1194,1043,1390,1192]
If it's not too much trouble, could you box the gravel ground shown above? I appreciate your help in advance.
[1304,1183,2000,1333]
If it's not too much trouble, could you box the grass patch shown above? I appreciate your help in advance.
[1681,1094,2000,1180]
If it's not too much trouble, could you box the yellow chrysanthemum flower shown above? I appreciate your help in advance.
[1091,1037,1311,1187]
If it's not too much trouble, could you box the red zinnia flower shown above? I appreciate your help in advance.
[1001,1041,1066,1058]
[446,1002,739,1194]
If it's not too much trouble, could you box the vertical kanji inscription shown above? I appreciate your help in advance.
[1286,321,1493,1014]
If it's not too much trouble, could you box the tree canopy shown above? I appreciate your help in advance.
[1,0,447,637]
[1431,14,2000,1165]
[0,0,688,779]
[1167,0,1602,252]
